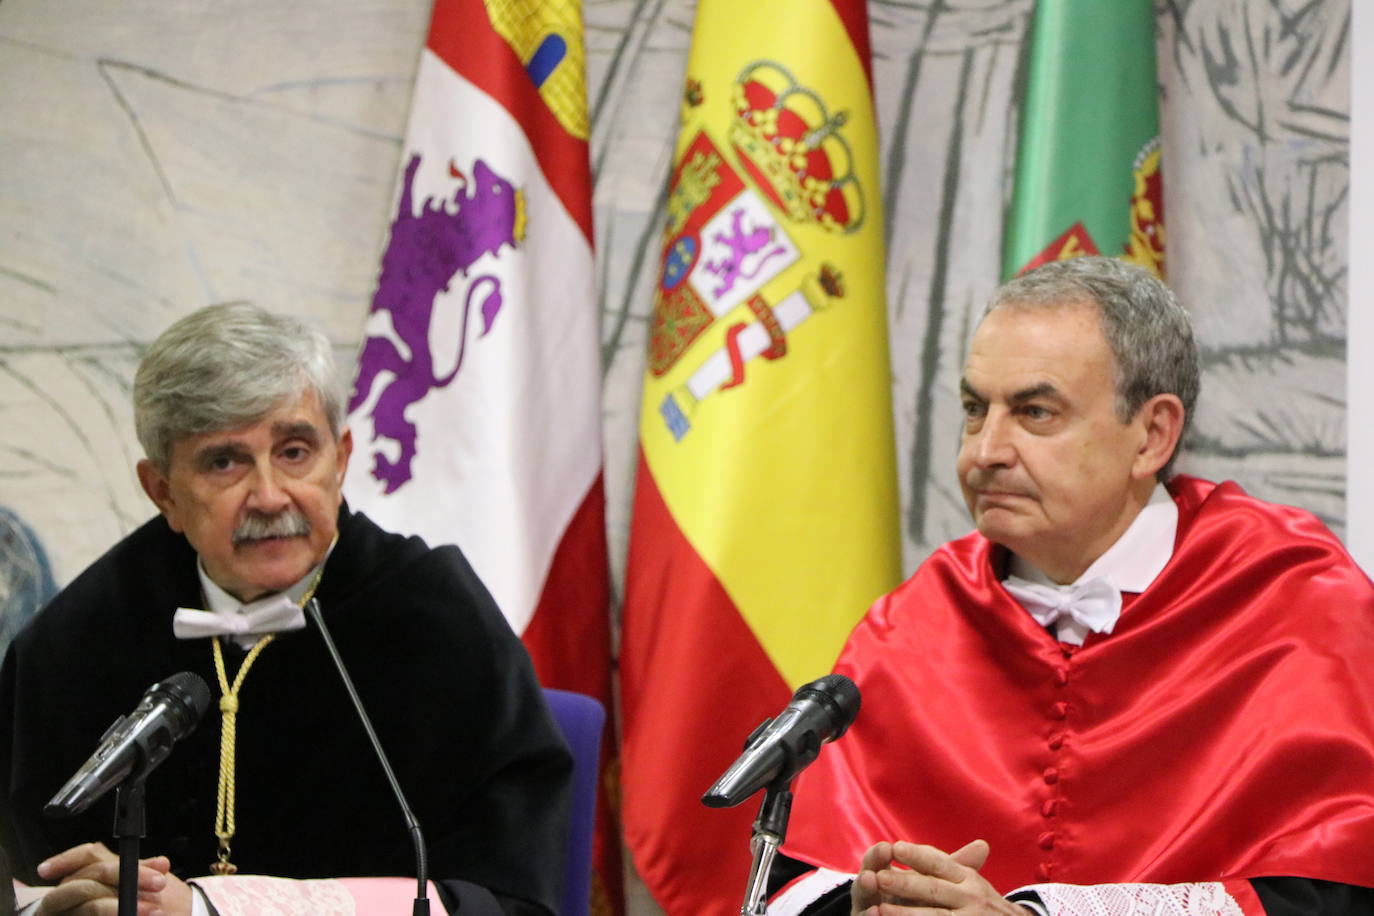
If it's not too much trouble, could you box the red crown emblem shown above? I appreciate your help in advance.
[728,61,864,234]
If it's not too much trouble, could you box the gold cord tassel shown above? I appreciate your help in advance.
[206,568,324,876]
[209,633,275,875]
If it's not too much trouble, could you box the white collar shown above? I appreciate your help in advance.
[1007,483,1177,593]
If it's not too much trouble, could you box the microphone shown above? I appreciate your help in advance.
[305,599,431,916]
[46,671,212,817]
[702,673,861,808]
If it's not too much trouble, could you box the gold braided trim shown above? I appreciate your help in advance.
[207,567,324,876]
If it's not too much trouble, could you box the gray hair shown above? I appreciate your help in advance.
[987,256,1199,479]
[134,303,345,471]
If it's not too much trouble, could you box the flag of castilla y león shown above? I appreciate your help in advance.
[619,0,901,912]
[343,0,620,912]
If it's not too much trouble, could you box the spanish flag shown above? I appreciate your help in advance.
[1003,0,1164,279]
[619,1,900,911]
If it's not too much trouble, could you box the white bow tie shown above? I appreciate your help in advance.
[1002,575,1122,646]
[173,593,307,641]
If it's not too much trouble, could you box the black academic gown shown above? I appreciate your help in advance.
[0,506,572,915]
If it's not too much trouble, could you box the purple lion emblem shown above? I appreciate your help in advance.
[703,207,786,299]
[349,152,524,493]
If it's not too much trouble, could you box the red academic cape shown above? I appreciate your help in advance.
[783,476,1374,892]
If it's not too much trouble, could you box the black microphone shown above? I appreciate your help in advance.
[702,673,861,808]
[45,671,212,817]
[305,599,432,916]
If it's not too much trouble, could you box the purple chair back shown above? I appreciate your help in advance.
[543,688,605,916]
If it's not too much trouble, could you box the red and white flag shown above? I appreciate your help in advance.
[343,0,619,911]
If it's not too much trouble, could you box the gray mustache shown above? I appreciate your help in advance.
[232,510,311,544]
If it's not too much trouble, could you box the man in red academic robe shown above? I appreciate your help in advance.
[775,256,1374,915]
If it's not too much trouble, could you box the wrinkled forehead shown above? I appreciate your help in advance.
[968,299,1108,357]
[174,391,336,452]
[962,300,1118,395]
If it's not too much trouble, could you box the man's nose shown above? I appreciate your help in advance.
[245,461,291,511]
[971,410,1016,469]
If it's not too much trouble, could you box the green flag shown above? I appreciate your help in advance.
[1002,0,1163,279]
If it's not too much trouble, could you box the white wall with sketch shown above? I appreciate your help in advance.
[1349,2,1372,571]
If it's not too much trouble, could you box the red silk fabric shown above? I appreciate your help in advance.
[784,476,1374,891]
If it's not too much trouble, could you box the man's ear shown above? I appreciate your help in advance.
[335,426,353,486]
[1132,394,1186,481]
[136,459,183,531]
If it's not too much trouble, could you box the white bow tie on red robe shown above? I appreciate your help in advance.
[1001,575,1122,646]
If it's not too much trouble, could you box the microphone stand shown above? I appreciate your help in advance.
[739,778,793,915]
[113,782,146,916]
[306,599,431,916]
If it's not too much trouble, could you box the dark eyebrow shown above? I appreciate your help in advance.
[193,442,249,469]
[272,421,322,443]
[1008,382,1065,404]
[961,378,1067,406]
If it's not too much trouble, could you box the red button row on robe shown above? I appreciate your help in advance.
[1039,667,1070,877]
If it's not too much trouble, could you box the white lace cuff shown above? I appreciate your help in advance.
[1006,881,1245,916]
[190,875,443,915]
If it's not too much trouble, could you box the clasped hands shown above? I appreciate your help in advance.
[28,843,193,916]
[850,839,1026,916]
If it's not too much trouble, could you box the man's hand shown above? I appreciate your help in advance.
[851,839,1025,915]
[32,842,195,916]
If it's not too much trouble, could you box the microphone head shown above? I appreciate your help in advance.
[796,673,860,740]
[43,671,213,818]
[151,671,213,738]
[701,672,862,808]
